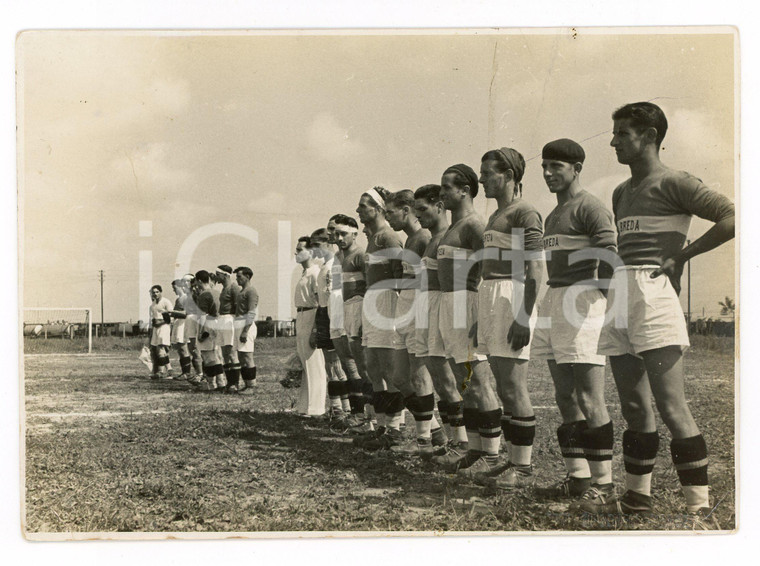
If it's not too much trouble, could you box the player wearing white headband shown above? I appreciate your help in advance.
[355,186,407,450]
[326,215,367,429]
[334,216,374,432]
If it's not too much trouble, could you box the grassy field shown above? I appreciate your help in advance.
[23,336,735,535]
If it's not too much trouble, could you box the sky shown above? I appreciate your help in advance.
[18,29,737,323]
[4,1,758,562]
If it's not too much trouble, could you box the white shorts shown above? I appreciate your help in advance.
[477,279,537,361]
[416,290,444,358]
[185,314,199,340]
[597,266,690,356]
[233,317,258,353]
[150,323,171,347]
[170,318,186,345]
[217,314,235,347]
[439,290,487,365]
[392,289,418,354]
[532,285,607,365]
[343,296,363,340]
[362,288,397,348]
[197,315,218,352]
[328,290,346,340]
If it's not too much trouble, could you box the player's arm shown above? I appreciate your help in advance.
[508,211,544,350]
[651,181,735,294]
[240,288,259,343]
[385,233,405,283]
[586,204,618,296]
[308,275,320,348]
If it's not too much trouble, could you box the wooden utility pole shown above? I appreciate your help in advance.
[99,270,105,330]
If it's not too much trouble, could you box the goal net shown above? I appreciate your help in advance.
[23,308,92,354]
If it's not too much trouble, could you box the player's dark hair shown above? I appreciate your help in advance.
[150,284,162,293]
[612,102,668,146]
[172,279,182,287]
[414,184,442,204]
[344,216,359,230]
[195,270,210,284]
[234,266,253,279]
[481,150,526,184]
[216,264,233,275]
[298,236,312,247]
[388,189,415,209]
[443,165,479,198]
[309,228,330,244]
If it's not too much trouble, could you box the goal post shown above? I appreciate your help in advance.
[23,307,92,354]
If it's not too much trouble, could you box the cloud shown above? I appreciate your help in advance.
[247,191,289,215]
[307,112,366,163]
[149,78,192,116]
[108,142,193,193]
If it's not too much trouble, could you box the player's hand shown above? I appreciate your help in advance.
[240,334,247,344]
[650,256,684,295]
[309,331,317,349]
[507,320,531,351]
[199,331,209,342]
[468,321,478,347]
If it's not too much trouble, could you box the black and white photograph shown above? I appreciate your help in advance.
[16,20,741,543]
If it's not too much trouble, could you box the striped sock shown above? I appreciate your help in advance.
[212,364,227,388]
[404,394,419,419]
[179,355,192,375]
[229,363,242,387]
[241,366,257,385]
[623,430,659,497]
[327,381,343,411]
[448,401,468,444]
[339,380,351,412]
[463,407,482,452]
[437,400,451,439]
[478,408,503,458]
[415,393,435,439]
[509,415,536,466]
[557,420,591,478]
[582,421,614,485]
[347,379,363,414]
[501,413,512,460]
[671,435,709,512]
[385,391,406,431]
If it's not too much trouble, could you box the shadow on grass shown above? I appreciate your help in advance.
[216,409,451,498]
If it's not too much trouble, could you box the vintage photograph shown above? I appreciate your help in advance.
[18,28,737,538]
